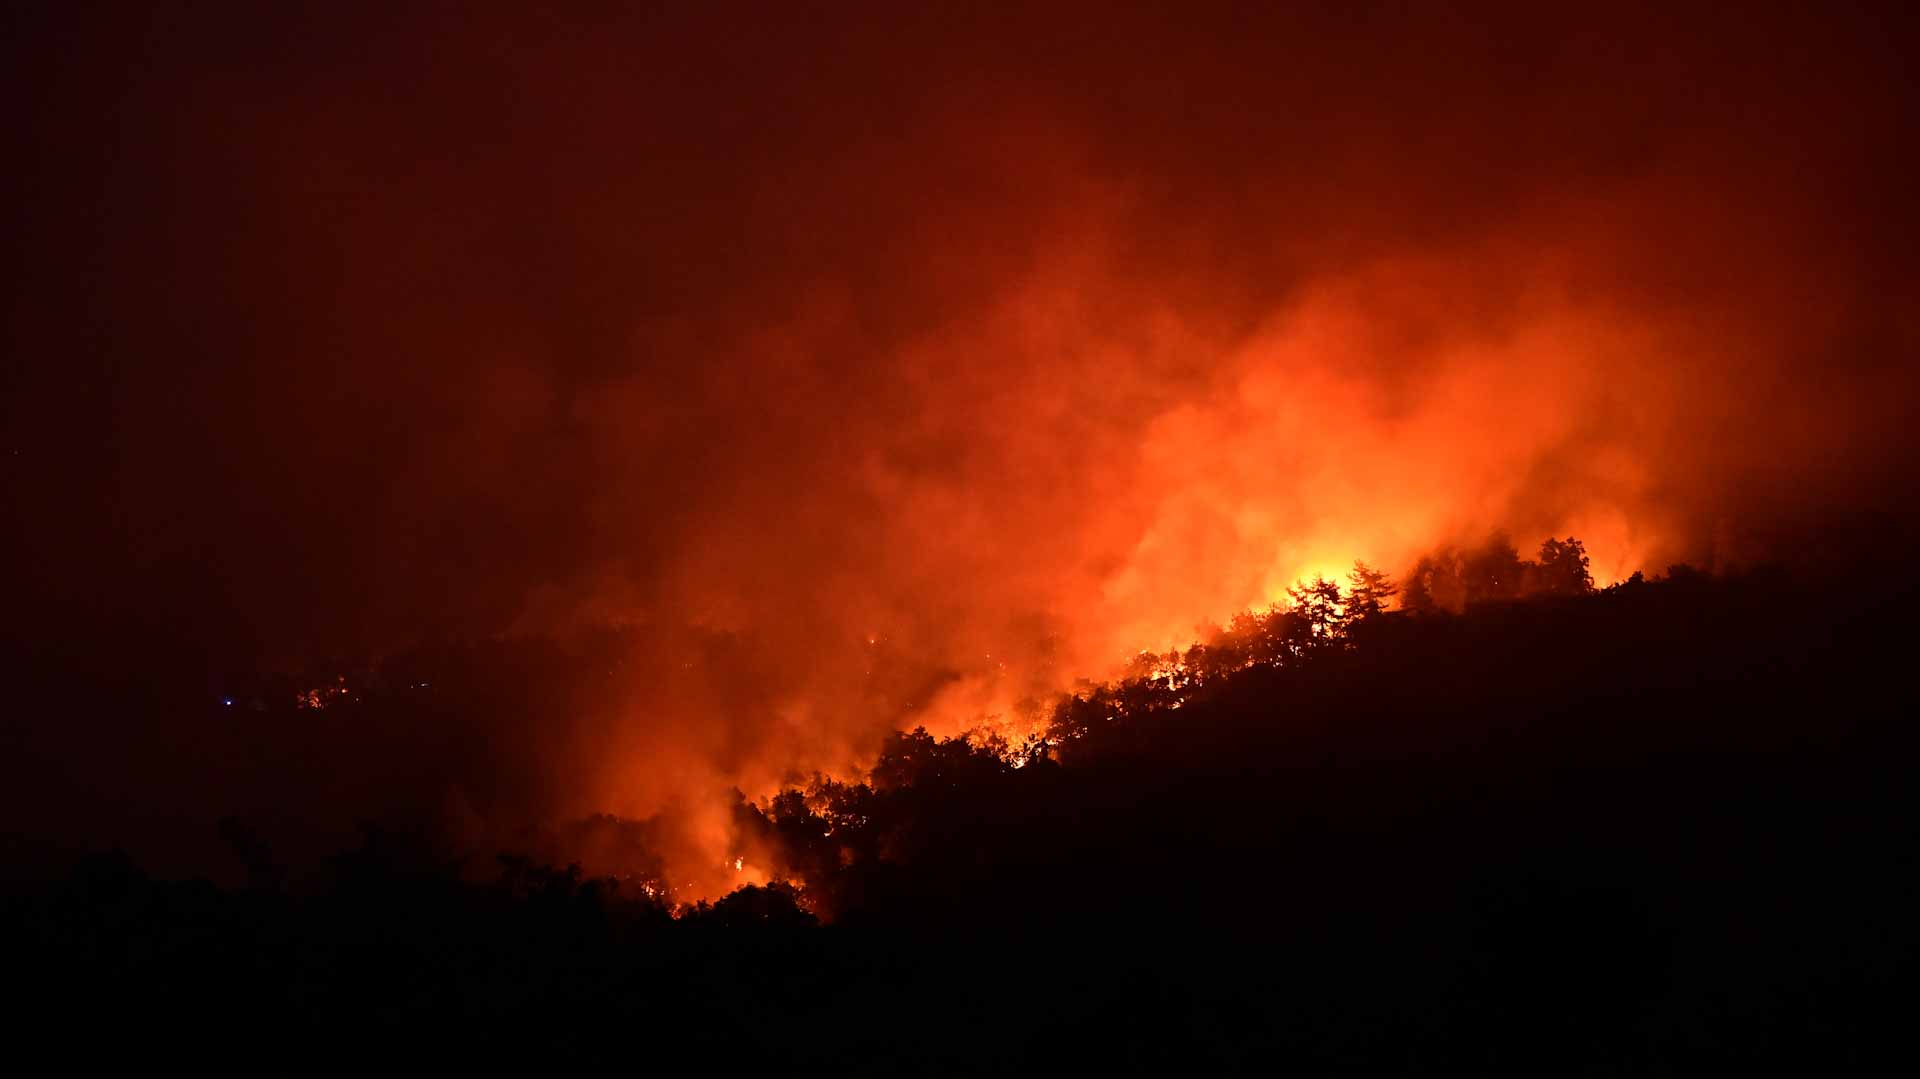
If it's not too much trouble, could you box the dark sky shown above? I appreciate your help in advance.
[5,3,1917,876]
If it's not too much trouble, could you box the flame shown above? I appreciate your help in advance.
[53,5,1902,900]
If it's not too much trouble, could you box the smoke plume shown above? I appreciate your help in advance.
[4,4,1915,884]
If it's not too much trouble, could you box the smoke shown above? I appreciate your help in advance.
[4,4,1916,885]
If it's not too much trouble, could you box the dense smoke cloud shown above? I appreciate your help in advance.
[4,4,1915,881]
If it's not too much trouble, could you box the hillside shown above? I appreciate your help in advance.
[9,562,1914,1073]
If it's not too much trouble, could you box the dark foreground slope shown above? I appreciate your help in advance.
[8,568,1916,1074]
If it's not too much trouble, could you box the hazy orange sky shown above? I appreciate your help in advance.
[5,3,1916,880]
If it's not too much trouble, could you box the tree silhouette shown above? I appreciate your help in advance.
[1286,574,1347,649]
[1402,554,1443,614]
[1345,561,1399,622]
[1533,537,1595,595]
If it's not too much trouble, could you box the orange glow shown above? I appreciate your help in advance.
[554,227,1907,896]
[23,5,1910,896]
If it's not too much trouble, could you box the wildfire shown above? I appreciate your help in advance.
[294,677,351,710]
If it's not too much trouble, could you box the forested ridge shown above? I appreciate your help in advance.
[8,542,1915,1073]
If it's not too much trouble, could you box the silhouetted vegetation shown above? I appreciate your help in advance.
[1401,532,1595,612]
[7,551,1916,1073]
